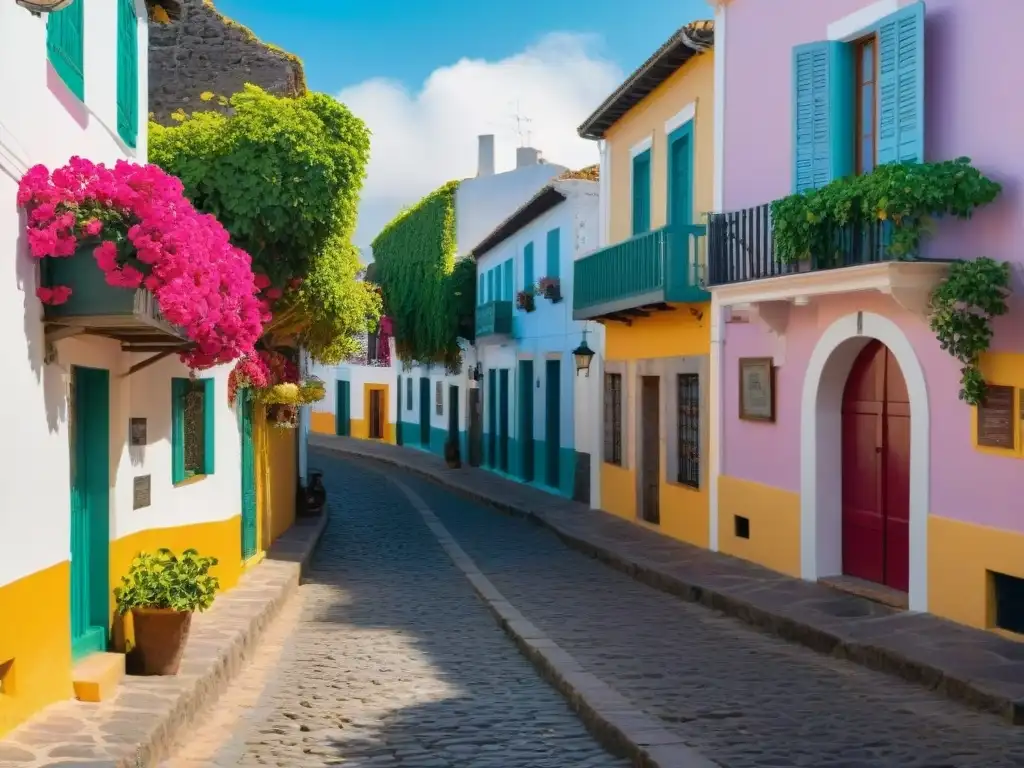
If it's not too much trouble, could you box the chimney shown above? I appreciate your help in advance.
[516,146,542,168]
[477,134,495,177]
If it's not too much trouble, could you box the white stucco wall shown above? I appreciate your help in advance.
[0,3,242,589]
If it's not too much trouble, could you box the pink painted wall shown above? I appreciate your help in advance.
[721,0,1024,532]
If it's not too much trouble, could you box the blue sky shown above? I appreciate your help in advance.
[215,0,710,95]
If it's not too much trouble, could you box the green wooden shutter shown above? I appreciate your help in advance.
[202,378,216,475]
[523,242,535,289]
[171,378,187,484]
[116,0,140,148]
[502,259,513,300]
[546,229,560,278]
[47,0,85,101]
[631,151,651,235]
[876,2,925,165]
[792,41,853,192]
[488,269,496,302]
[478,274,485,305]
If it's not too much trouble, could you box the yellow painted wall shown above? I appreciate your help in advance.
[254,408,297,550]
[605,50,714,244]
[717,475,801,578]
[310,411,334,434]
[605,308,710,360]
[973,352,1024,458]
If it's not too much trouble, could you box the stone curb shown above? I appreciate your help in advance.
[0,510,329,768]
[312,441,1023,726]
[391,477,720,768]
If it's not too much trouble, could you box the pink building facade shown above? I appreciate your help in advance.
[708,0,1024,632]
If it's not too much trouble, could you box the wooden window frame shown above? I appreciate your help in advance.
[435,380,444,416]
[853,34,878,177]
[172,377,215,484]
[604,373,623,466]
[676,373,700,489]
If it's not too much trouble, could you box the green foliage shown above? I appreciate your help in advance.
[929,258,1011,405]
[149,85,380,362]
[114,548,220,615]
[771,159,1001,265]
[372,181,476,368]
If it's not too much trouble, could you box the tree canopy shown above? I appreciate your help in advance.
[149,85,379,363]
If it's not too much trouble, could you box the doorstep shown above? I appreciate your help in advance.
[310,433,1024,725]
[0,513,328,767]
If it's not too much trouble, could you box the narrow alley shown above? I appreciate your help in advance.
[166,454,1024,768]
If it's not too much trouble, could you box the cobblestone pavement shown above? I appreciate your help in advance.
[225,457,626,768]
[376,464,1024,768]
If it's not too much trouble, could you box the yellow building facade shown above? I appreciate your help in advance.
[574,21,715,547]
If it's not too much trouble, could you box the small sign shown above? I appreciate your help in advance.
[130,418,147,446]
[738,357,776,422]
[133,475,151,510]
[978,385,1015,449]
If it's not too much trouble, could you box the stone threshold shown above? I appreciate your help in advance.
[0,512,329,767]
[310,434,1024,726]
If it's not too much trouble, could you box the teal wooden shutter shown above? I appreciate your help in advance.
[792,41,853,192]
[502,259,513,299]
[876,2,925,165]
[47,0,85,101]
[523,242,535,289]
[116,0,140,148]
[631,151,651,234]
[546,229,560,278]
[478,274,485,305]
[487,269,495,302]
[171,378,187,484]
[202,378,216,475]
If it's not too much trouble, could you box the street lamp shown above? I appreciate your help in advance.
[572,330,595,377]
[17,0,75,12]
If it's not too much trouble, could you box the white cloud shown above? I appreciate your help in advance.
[337,33,623,248]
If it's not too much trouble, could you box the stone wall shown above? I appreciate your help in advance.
[148,0,305,125]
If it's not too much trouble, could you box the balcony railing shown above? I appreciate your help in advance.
[572,224,708,321]
[707,202,906,287]
[475,299,513,339]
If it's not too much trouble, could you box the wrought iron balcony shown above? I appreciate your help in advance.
[572,224,709,322]
[475,300,513,340]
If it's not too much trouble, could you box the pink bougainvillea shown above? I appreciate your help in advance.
[17,158,267,368]
[226,349,299,404]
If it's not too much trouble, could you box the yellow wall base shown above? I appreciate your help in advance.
[717,475,801,578]
[600,463,708,548]
[310,411,334,434]
[71,652,124,702]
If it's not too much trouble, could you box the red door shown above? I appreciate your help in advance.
[841,340,910,592]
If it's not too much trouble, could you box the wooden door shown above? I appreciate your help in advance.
[668,121,693,230]
[841,340,910,591]
[419,377,430,446]
[499,369,510,472]
[447,385,459,445]
[335,380,350,436]
[69,366,111,661]
[468,387,483,467]
[368,389,384,439]
[518,360,535,482]
[640,376,660,524]
[239,389,258,561]
[545,359,561,487]
[396,375,403,445]
[487,370,497,467]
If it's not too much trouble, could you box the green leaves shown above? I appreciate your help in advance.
[929,257,1011,405]
[114,548,221,615]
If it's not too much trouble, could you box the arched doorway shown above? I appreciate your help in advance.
[841,339,910,592]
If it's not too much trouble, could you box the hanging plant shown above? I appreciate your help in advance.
[537,276,562,303]
[929,257,1011,406]
[18,159,267,369]
[516,289,536,313]
[227,349,299,405]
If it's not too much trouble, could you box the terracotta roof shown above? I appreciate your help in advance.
[578,20,713,141]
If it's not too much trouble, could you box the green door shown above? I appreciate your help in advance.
[498,369,510,472]
[545,359,561,488]
[419,377,430,446]
[487,370,497,467]
[239,389,258,561]
[668,121,694,230]
[518,360,534,482]
[335,380,351,436]
[69,366,111,661]
[396,375,404,445]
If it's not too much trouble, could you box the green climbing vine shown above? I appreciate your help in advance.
[371,181,476,371]
[929,258,1011,406]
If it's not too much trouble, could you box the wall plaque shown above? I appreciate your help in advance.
[133,475,152,510]
[130,417,147,446]
[738,357,776,422]
[978,385,1015,449]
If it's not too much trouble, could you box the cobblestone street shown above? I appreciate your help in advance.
[170,453,1024,768]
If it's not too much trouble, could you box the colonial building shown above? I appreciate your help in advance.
[575,21,715,545]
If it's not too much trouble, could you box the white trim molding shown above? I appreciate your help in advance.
[664,101,697,136]
[629,135,653,159]
[827,0,899,41]
[708,293,724,551]
[712,1,726,212]
[799,311,929,612]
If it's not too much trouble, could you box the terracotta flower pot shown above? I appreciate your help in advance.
[130,608,192,675]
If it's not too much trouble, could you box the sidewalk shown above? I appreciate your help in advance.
[0,513,328,768]
[311,434,1024,726]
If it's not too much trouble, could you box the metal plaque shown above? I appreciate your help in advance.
[130,417,148,446]
[133,475,151,510]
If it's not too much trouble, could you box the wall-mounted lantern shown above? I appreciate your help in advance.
[572,330,595,377]
[17,0,75,13]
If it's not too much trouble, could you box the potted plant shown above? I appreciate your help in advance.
[537,276,562,303]
[516,289,536,313]
[444,438,462,468]
[114,548,220,676]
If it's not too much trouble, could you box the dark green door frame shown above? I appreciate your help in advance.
[239,389,258,561]
[335,380,351,436]
[518,360,534,482]
[498,369,510,472]
[487,369,497,467]
[545,359,561,488]
[419,377,430,446]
